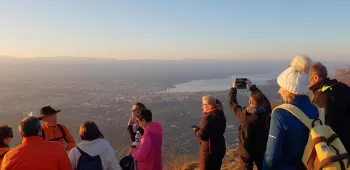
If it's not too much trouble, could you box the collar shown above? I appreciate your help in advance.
[245,106,266,114]
[203,107,222,115]
[288,95,311,105]
[22,136,44,144]
[309,78,338,92]
[43,123,57,128]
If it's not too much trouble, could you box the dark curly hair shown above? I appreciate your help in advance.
[0,125,13,148]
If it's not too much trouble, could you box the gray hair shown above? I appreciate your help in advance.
[18,116,41,137]
[202,95,217,106]
[310,62,328,79]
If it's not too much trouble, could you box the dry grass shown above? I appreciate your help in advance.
[162,149,196,170]
[179,148,258,170]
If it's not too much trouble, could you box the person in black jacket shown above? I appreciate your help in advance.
[309,62,350,153]
[127,102,145,142]
[229,78,271,170]
[193,96,226,170]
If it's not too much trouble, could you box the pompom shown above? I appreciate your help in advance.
[290,55,311,73]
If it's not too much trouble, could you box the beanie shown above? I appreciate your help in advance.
[277,55,311,95]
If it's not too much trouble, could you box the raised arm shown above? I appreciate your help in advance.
[228,86,246,121]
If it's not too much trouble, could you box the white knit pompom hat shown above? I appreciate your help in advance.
[277,55,312,95]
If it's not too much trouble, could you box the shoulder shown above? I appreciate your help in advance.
[58,124,69,130]
[213,109,225,116]
[58,124,72,133]
[3,148,16,158]
[97,138,112,146]
[271,107,293,123]
[68,146,79,156]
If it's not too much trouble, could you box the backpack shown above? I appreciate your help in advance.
[119,155,136,170]
[76,147,103,170]
[275,104,348,170]
[42,124,67,142]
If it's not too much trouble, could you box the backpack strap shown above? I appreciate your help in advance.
[76,147,92,157]
[274,104,322,129]
[42,128,46,140]
[42,124,67,142]
[57,124,67,142]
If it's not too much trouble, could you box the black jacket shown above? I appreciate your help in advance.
[195,108,226,170]
[309,78,350,152]
[127,124,144,142]
[229,85,271,155]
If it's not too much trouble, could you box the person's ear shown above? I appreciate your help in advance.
[314,75,320,82]
[19,132,24,138]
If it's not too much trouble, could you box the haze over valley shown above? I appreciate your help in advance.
[0,57,348,156]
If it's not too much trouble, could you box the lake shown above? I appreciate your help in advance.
[165,72,280,93]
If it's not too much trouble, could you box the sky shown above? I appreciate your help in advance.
[0,0,350,60]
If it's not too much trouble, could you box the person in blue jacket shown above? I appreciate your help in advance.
[263,55,319,170]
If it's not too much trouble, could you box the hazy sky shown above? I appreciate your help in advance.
[1,0,350,60]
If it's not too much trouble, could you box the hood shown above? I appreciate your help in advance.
[309,78,338,92]
[145,122,162,135]
[77,138,112,157]
[245,106,266,114]
[0,147,10,155]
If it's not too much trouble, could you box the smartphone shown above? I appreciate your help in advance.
[236,78,248,89]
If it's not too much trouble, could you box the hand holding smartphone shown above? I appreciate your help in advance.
[233,78,248,89]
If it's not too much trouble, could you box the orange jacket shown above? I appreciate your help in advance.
[42,124,76,151]
[1,136,72,170]
[0,148,10,165]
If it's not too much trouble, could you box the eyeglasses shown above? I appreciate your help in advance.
[202,104,208,106]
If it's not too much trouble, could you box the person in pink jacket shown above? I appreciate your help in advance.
[131,109,163,170]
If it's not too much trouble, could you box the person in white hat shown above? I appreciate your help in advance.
[263,55,319,170]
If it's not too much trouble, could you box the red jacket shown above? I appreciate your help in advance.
[1,136,72,170]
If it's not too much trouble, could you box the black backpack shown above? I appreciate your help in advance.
[76,147,103,170]
[119,155,136,170]
[42,124,67,142]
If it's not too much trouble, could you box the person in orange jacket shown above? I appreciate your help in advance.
[0,125,13,164]
[39,106,76,151]
[1,116,72,170]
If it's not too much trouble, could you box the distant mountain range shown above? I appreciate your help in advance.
[0,56,348,85]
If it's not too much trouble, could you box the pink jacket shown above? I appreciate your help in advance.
[132,122,163,170]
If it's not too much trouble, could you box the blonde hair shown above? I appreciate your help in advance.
[202,96,216,106]
[281,89,297,102]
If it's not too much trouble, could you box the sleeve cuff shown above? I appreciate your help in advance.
[249,84,257,91]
